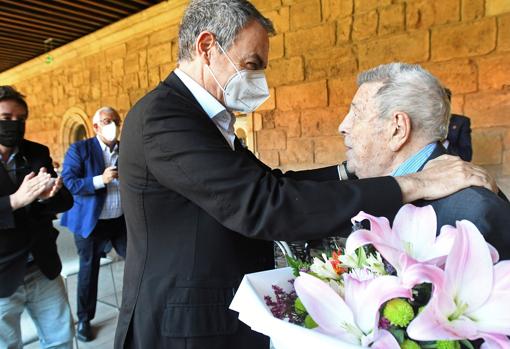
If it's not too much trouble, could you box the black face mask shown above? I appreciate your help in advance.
[0,120,25,147]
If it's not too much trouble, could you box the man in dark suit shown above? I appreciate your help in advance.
[61,106,127,342]
[339,63,509,256]
[444,88,473,161]
[0,85,75,348]
[114,2,495,348]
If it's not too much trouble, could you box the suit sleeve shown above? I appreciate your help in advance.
[61,143,97,196]
[142,96,402,241]
[240,145,339,181]
[0,196,15,229]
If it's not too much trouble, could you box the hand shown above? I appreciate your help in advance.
[102,166,118,185]
[9,170,52,210]
[395,155,497,203]
[38,176,63,200]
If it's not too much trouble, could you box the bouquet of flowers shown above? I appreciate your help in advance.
[230,204,510,349]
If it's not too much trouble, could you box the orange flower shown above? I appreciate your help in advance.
[330,249,346,275]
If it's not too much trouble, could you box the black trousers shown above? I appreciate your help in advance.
[74,216,127,322]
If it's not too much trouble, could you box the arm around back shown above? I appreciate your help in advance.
[141,94,403,241]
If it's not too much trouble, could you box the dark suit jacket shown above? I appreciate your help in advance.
[446,114,472,161]
[60,137,109,238]
[114,72,403,349]
[415,144,510,258]
[0,140,73,297]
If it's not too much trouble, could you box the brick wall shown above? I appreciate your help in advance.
[1,0,509,186]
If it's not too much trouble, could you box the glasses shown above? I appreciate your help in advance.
[99,118,121,126]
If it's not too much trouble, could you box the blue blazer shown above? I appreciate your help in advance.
[60,137,107,238]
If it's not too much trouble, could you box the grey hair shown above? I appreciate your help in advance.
[178,0,275,62]
[92,106,118,125]
[357,63,450,141]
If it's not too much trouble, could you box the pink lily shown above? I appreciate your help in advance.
[294,272,410,348]
[407,220,510,348]
[346,204,457,271]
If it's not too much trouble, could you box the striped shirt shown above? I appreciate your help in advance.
[92,137,122,219]
[0,148,18,183]
[391,143,437,177]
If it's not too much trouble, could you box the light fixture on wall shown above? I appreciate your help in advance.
[44,38,54,64]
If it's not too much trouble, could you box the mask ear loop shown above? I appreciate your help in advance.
[205,64,227,95]
[216,41,241,75]
[206,41,242,101]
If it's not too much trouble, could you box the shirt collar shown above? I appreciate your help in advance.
[391,143,437,177]
[96,136,118,153]
[174,68,226,120]
[0,147,19,166]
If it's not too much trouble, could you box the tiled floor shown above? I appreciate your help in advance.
[23,260,124,349]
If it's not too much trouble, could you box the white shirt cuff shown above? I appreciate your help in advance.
[93,175,105,189]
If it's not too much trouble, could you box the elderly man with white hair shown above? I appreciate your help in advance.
[339,62,510,256]
[60,106,127,342]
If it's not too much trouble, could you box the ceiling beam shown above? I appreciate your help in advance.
[49,0,122,20]
[18,0,119,23]
[67,0,132,16]
[1,4,97,31]
[2,11,89,35]
[0,22,75,41]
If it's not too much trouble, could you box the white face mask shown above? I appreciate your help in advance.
[207,43,270,113]
[101,123,118,142]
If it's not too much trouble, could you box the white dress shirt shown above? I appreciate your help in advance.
[92,136,122,219]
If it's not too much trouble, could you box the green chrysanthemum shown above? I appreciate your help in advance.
[401,339,421,349]
[436,340,461,349]
[383,298,414,327]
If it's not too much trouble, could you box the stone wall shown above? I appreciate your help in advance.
[1,0,509,186]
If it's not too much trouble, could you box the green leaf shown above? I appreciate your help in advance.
[460,340,475,349]
[294,298,307,315]
[304,314,318,329]
[388,327,405,344]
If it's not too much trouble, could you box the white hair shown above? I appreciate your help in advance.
[357,63,450,141]
[92,106,118,125]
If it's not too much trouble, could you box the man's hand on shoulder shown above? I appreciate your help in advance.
[395,155,497,203]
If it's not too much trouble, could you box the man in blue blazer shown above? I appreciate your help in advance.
[339,63,509,257]
[61,106,126,342]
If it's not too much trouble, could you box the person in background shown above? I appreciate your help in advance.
[338,62,510,257]
[444,88,473,161]
[0,85,74,349]
[60,106,126,342]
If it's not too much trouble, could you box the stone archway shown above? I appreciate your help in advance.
[60,107,93,158]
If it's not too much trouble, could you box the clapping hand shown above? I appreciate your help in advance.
[38,168,63,200]
[9,168,54,210]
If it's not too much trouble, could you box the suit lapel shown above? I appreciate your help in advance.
[162,71,237,150]
[0,163,16,195]
[91,137,106,174]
